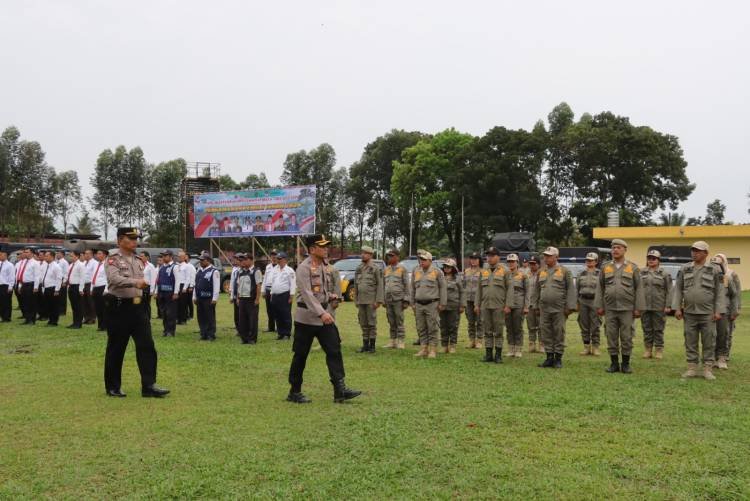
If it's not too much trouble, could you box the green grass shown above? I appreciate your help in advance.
[2,293,750,500]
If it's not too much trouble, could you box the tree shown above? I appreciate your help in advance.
[281,143,336,234]
[147,158,187,246]
[218,174,241,191]
[240,173,270,189]
[70,209,99,235]
[658,212,686,226]
[703,199,726,225]
[328,167,352,256]
[55,170,82,237]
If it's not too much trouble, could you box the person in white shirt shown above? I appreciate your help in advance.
[0,249,15,322]
[82,249,97,324]
[66,250,86,329]
[193,252,220,340]
[17,247,41,324]
[176,252,194,324]
[91,249,109,331]
[229,259,241,335]
[154,255,163,319]
[270,252,296,340]
[140,251,157,319]
[185,257,197,320]
[262,250,279,332]
[55,251,70,316]
[40,250,63,326]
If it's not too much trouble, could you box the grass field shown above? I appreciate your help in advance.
[1,293,749,500]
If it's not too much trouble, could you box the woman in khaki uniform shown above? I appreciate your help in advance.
[439,259,465,354]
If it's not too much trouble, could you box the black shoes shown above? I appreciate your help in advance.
[621,355,632,374]
[494,348,503,364]
[287,392,312,404]
[141,385,170,398]
[482,348,494,362]
[357,340,370,353]
[333,379,362,403]
[66,324,82,329]
[106,389,127,397]
[539,353,555,368]
[553,353,563,369]
[606,355,620,373]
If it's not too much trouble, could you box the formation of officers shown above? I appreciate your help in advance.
[349,238,741,380]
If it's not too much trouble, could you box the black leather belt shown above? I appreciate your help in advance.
[297,302,329,310]
[416,299,438,305]
[106,295,143,305]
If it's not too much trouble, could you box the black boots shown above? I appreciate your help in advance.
[333,379,362,403]
[287,391,312,404]
[357,340,370,353]
[482,348,494,362]
[539,352,554,368]
[553,353,563,369]
[621,355,632,374]
[606,355,620,373]
[494,347,503,364]
[368,339,376,354]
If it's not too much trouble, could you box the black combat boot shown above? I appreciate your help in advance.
[606,355,620,373]
[494,347,503,364]
[367,339,376,354]
[553,353,563,369]
[287,391,312,404]
[482,348,494,362]
[620,355,632,374]
[538,352,554,368]
[357,340,369,353]
[333,379,362,403]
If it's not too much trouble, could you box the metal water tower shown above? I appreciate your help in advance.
[607,210,620,227]
[180,162,221,252]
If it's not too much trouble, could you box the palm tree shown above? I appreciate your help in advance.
[70,210,99,235]
[658,212,686,226]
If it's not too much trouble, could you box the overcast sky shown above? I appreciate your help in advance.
[3,0,749,223]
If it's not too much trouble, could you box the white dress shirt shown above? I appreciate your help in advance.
[262,263,277,290]
[229,266,240,300]
[143,261,157,290]
[270,265,296,295]
[0,259,15,287]
[41,261,63,292]
[84,259,97,284]
[184,262,197,288]
[56,258,70,285]
[91,259,108,287]
[16,258,41,289]
[67,260,86,286]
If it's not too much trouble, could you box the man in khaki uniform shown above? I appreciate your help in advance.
[532,247,576,369]
[640,249,673,360]
[411,249,447,359]
[475,247,512,363]
[354,245,384,353]
[505,254,528,358]
[595,239,646,375]
[383,248,409,349]
[672,241,723,380]
[577,252,601,356]
[526,255,542,353]
[463,252,484,349]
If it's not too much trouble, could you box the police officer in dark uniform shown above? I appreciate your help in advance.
[234,253,263,344]
[157,250,181,337]
[287,234,361,404]
[104,228,169,398]
[193,252,220,341]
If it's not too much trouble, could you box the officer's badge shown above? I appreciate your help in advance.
[540,271,548,279]
[604,265,614,274]
[482,270,490,278]
[494,268,504,277]
[554,268,563,277]
[415,271,423,280]
[624,264,633,274]
[429,271,437,279]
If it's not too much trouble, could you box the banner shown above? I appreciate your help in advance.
[193,185,316,238]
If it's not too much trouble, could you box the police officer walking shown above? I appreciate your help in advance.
[640,250,673,360]
[104,228,169,398]
[505,253,528,358]
[382,248,409,350]
[595,239,646,374]
[193,252,220,341]
[354,246,384,353]
[411,249,447,359]
[286,235,360,404]
[577,252,602,356]
[156,250,181,337]
[475,247,512,363]
[672,241,723,380]
[533,247,576,369]
[463,252,484,349]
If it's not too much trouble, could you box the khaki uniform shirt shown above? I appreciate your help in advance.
[354,260,384,305]
[508,269,528,310]
[527,271,540,309]
[444,274,466,310]
[640,267,673,311]
[718,271,740,316]
[411,265,447,306]
[595,260,646,312]
[295,257,337,326]
[105,249,145,299]
[533,264,577,313]
[463,267,482,303]
[384,263,409,303]
[577,268,599,306]
[476,264,513,310]
[671,262,723,315]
